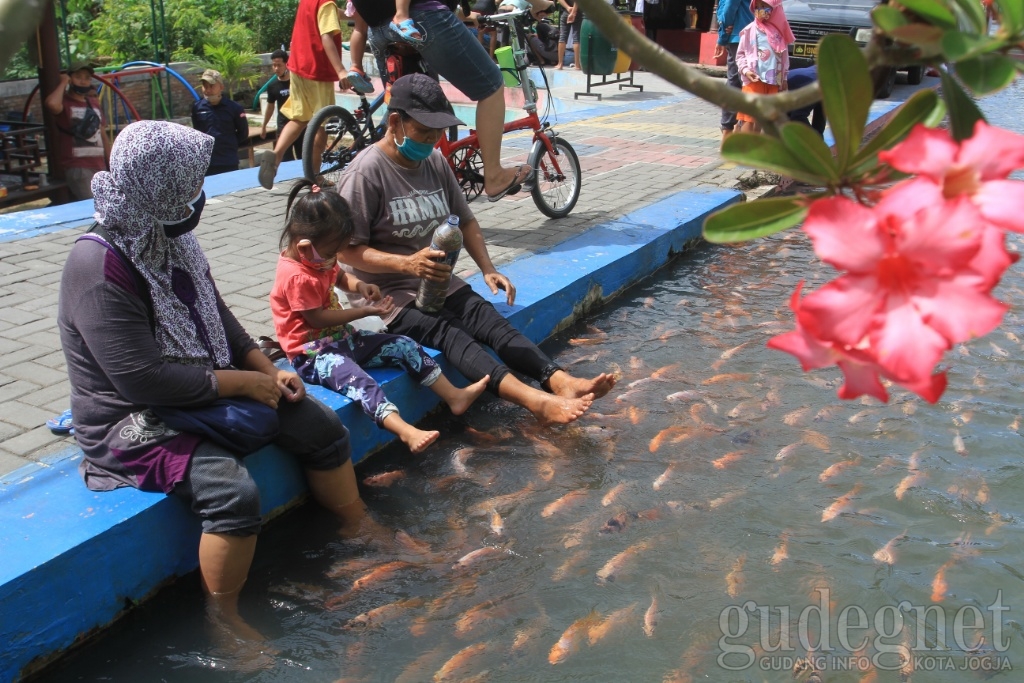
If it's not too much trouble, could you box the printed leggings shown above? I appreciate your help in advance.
[388,286,562,395]
[292,332,441,427]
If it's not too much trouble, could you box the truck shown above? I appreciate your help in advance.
[783,0,925,98]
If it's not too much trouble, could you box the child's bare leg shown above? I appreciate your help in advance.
[383,412,439,454]
[428,374,490,416]
[351,15,368,70]
[393,0,411,24]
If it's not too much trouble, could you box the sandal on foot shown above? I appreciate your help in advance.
[391,18,426,46]
[347,69,375,94]
[256,149,278,190]
[47,409,74,435]
[487,165,535,202]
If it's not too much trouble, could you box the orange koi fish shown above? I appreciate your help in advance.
[433,642,490,681]
[712,450,746,470]
[588,603,638,645]
[549,610,602,664]
[540,489,588,518]
[821,484,863,522]
[596,541,650,584]
[362,470,406,487]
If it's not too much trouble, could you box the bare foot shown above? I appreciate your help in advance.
[555,64,564,70]
[401,427,440,454]
[447,375,490,416]
[532,392,594,425]
[548,371,617,399]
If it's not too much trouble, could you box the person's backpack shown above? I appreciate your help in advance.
[59,100,101,142]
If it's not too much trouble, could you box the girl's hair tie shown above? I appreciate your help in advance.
[311,184,321,193]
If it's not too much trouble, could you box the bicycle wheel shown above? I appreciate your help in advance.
[528,135,581,219]
[449,146,485,202]
[302,105,365,185]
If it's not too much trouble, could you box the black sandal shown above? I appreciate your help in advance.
[257,336,286,362]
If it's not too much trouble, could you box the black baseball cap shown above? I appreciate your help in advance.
[388,74,465,129]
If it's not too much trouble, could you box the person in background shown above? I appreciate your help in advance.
[735,0,794,134]
[257,0,354,189]
[345,2,377,93]
[260,50,304,162]
[555,0,582,70]
[786,65,826,136]
[713,0,755,141]
[44,60,111,200]
[191,69,249,176]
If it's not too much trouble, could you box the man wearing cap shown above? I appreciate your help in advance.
[190,69,249,176]
[338,74,615,426]
[44,60,111,200]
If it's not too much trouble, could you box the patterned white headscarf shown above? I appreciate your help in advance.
[91,121,232,367]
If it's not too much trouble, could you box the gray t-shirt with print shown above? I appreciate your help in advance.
[337,144,475,324]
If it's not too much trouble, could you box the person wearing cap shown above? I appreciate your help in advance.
[191,69,249,176]
[353,0,556,202]
[44,60,111,201]
[338,74,616,426]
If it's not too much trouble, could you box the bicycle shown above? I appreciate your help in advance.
[303,8,581,219]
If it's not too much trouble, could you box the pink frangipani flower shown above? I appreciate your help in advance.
[879,121,1024,233]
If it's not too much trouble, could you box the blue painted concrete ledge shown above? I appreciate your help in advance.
[0,187,741,682]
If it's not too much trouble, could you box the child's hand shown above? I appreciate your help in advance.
[357,281,382,301]
[365,295,395,318]
[744,70,760,82]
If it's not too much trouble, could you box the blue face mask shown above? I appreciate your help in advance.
[395,121,435,162]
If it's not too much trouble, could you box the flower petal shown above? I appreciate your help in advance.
[895,197,983,275]
[802,197,884,273]
[968,224,1019,290]
[974,180,1024,233]
[913,274,1009,344]
[766,283,836,370]
[800,276,882,346]
[879,124,959,178]
[956,120,1024,180]
[869,291,948,381]
[876,177,944,224]
[835,357,889,402]
[892,371,948,404]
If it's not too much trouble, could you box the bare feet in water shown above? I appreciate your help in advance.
[548,371,617,399]
[383,413,440,454]
[532,392,594,425]
[445,375,490,416]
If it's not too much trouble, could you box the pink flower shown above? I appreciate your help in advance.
[767,283,947,403]
[879,121,1024,233]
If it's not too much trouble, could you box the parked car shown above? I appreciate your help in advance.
[783,0,924,98]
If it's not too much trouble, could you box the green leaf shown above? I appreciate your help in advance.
[897,0,959,28]
[942,30,1004,61]
[996,0,1024,33]
[721,133,831,185]
[852,89,941,165]
[872,5,909,32]
[816,35,873,173]
[779,123,840,183]
[949,0,989,32]
[940,69,987,141]
[703,197,809,243]
[923,96,948,127]
[888,23,946,54]
[956,54,1019,94]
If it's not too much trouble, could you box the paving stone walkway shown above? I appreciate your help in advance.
[0,71,755,477]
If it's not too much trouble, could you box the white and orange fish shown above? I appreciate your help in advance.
[783,406,811,426]
[712,450,746,470]
[821,484,862,522]
[602,482,627,507]
[702,373,752,385]
[872,531,905,565]
[453,546,505,570]
[726,555,746,597]
[488,509,504,536]
[596,541,650,584]
[649,426,688,452]
[433,642,490,681]
[818,456,860,483]
[666,390,701,403]
[351,561,416,591]
[541,490,588,518]
[553,550,589,582]
[720,341,751,360]
[549,610,602,664]
[362,470,406,487]
[643,594,660,638]
[588,603,638,645]
[770,534,789,566]
[653,463,676,490]
[802,430,831,452]
[346,597,424,629]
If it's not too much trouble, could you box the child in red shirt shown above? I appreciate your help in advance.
[270,180,489,453]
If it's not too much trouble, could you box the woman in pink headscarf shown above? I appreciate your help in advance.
[735,0,795,132]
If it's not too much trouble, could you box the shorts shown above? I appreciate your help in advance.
[65,166,98,201]
[737,81,779,122]
[559,10,583,45]
[280,73,337,123]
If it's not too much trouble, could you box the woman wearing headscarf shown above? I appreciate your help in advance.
[58,120,373,641]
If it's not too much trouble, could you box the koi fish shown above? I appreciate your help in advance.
[536,460,556,482]
[454,599,505,636]
[651,363,681,379]
[434,642,490,681]
[596,541,650,584]
[775,442,801,460]
[643,594,659,638]
[726,555,746,597]
[821,484,862,522]
[712,450,746,470]
[489,509,504,536]
[600,511,631,534]
[720,341,751,360]
[469,482,535,516]
[702,373,752,385]
[351,561,416,591]
[511,617,547,654]
[627,376,670,389]
[814,405,841,422]
[362,470,406,487]
[848,409,879,424]
[549,610,602,664]
[629,356,644,372]
[346,597,424,629]
[818,456,860,483]
[541,490,588,517]
[653,463,676,490]
[569,336,605,346]
[802,430,831,452]
[953,430,967,456]
[567,352,601,366]
[708,490,743,509]
[452,447,476,474]
[527,433,564,458]
[894,472,925,500]
[872,531,905,565]
[1011,415,1021,431]
[666,390,701,403]
[770,534,789,566]
[615,389,643,403]
[649,426,689,453]
[553,550,589,582]
[990,342,1009,357]
[629,406,645,425]
[588,603,638,645]
[602,482,627,507]
[453,546,505,570]
[783,406,811,426]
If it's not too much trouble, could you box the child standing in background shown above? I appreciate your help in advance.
[270,180,490,454]
[735,0,795,133]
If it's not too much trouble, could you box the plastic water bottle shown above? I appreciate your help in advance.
[415,215,463,313]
